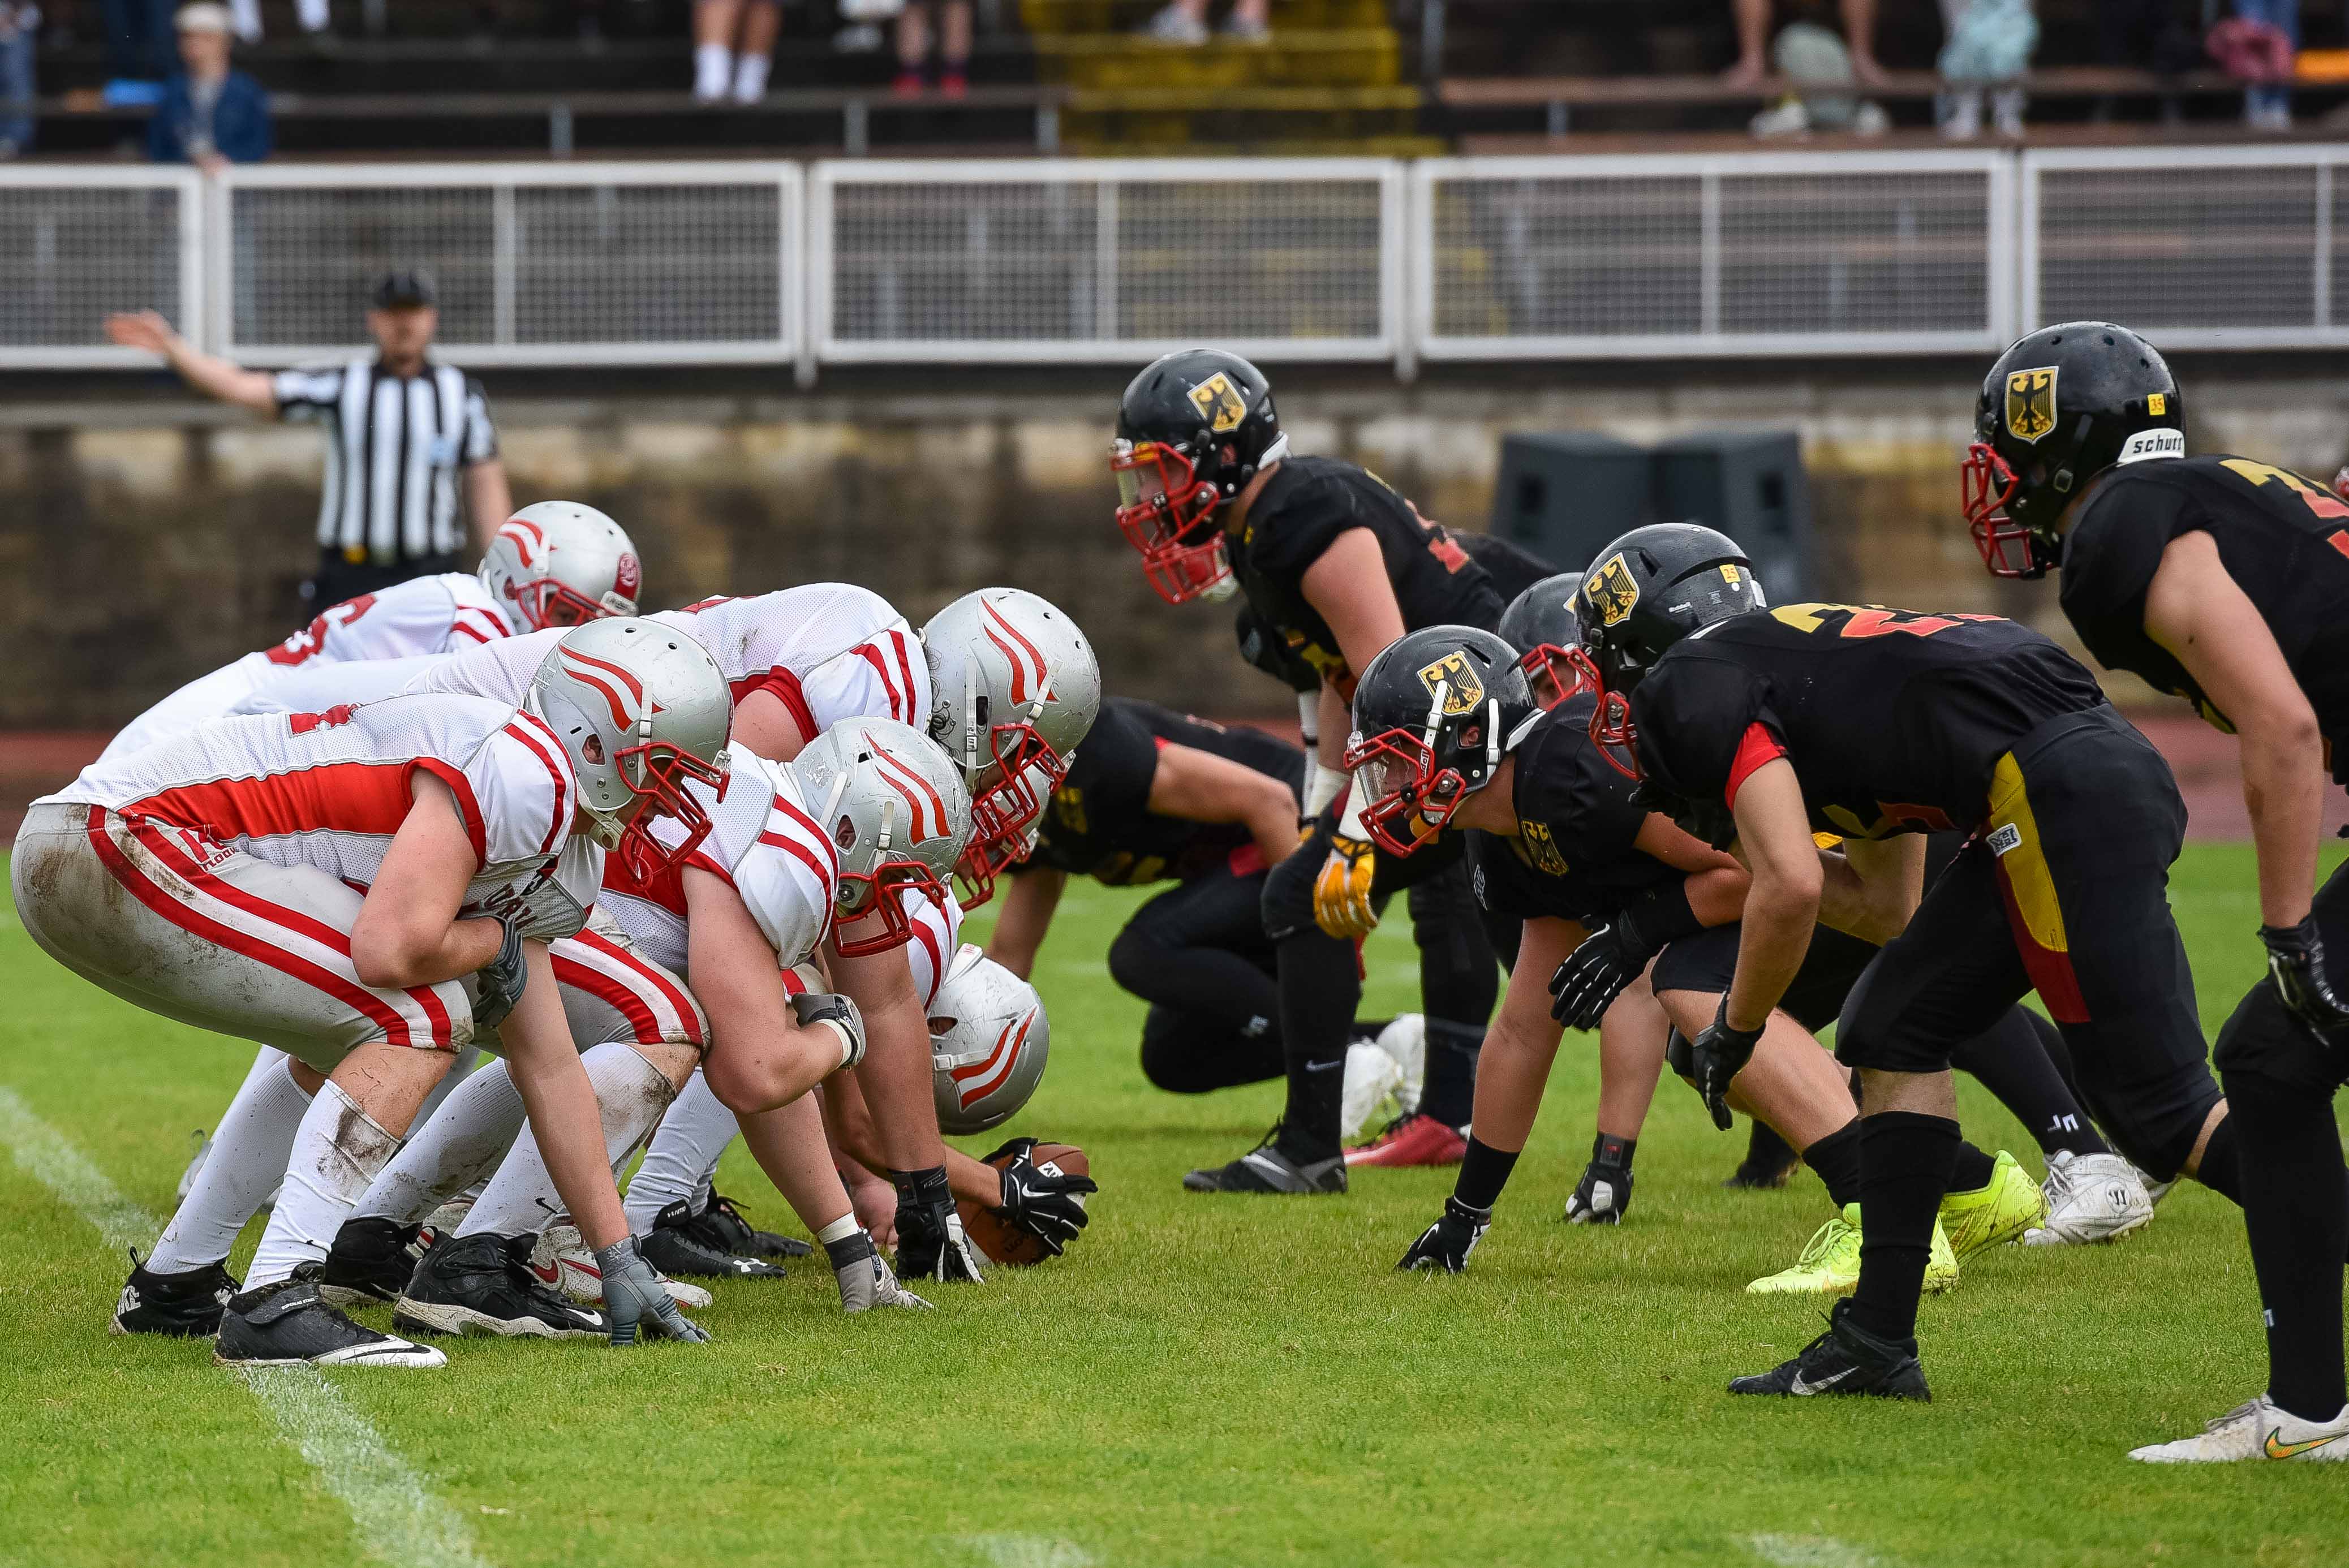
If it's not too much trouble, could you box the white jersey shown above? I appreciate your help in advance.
[49,693,585,929]
[229,653,454,722]
[653,584,929,738]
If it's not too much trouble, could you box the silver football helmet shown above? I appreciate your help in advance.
[479,501,643,632]
[530,618,733,880]
[787,716,973,957]
[919,588,1101,905]
[928,944,1049,1136]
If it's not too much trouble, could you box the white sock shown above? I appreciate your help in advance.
[694,42,733,101]
[247,1082,401,1288]
[296,0,329,29]
[149,1050,315,1275]
[460,1044,676,1239]
[350,1060,526,1226]
[730,52,770,101]
[623,1069,739,1233]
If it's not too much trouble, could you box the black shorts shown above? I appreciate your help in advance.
[1650,923,1877,1036]
[2214,852,2349,1094]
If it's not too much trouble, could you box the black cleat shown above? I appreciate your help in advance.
[1728,1300,1931,1401]
[642,1201,788,1281]
[1723,1119,1801,1190]
[320,1217,427,1308]
[113,1251,239,1338]
[1182,1125,1347,1195]
[214,1268,445,1367]
[696,1191,812,1259]
[393,1233,608,1340]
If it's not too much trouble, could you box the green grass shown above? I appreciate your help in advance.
[1,845,2344,1568]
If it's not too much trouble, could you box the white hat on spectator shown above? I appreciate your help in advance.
[175,3,235,32]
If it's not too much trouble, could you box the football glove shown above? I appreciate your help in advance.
[823,1228,932,1312]
[2260,916,2349,1043]
[1313,833,1380,940]
[892,1166,984,1283]
[1689,1001,1765,1132]
[1397,1195,1491,1274]
[596,1236,712,1346]
[790,990,867,1070]
[987,1136,1098,1257]
[1548,910,1660,1031]
[471,918,528,1033]
[1564,1137,1634,1225]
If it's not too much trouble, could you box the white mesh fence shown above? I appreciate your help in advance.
[0,169,203,368]
[814,160,1403,361]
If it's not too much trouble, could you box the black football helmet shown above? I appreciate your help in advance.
[1495,571,1590,709]
[1572,524,1764,781]
[1965,322,2183,580]
[1343,626,1534,856]
[1235,604,1319,695]
[1111,348,1287,604]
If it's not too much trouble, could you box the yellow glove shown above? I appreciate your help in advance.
[1312,833,1380,939]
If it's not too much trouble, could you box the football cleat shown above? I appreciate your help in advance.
[637,1206,784,1287]
[2023,1149,2155,1246]
[536,1222,718,1307]
[2129,1396,2349,1463]
[214,1270,446,1368]
[1183,1125,1347,1195]
[1722,1121,1800,1190]
[1938,1149,2045,1260]
[113,1251,239,1338]
[1345,1112,1467,1169]
[1728,1299,1930,1401]
[1374,1014,1427,1115]
[1746,1205,1958,1296]
[698,1191,812,1259]
[320,1217,427,1308]
[394,1233,609,1340]
[1339,1041,1405,1145]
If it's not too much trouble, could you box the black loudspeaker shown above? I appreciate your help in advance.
[1652,429,1813,603]
[1488,432,1655,576]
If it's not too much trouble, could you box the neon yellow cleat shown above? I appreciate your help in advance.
[1746,1204,1959,1295]
[1938,1149,2045,1260]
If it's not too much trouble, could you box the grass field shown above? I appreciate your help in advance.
[1,843,2345,1568]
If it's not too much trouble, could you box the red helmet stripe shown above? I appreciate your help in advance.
[497,517,549,567]
[561,645,646,701]
[980,600,1050,703]
[954,1010,1034,1105]
[868,743,948,841]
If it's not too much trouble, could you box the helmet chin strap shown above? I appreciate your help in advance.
[1419,679,1449,752]
[1482,697,1500,780]
[962,662,982,781]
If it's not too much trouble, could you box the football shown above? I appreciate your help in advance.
[958,1143,1090,1266]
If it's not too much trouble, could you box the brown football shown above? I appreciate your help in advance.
[958,1142,1089,1266]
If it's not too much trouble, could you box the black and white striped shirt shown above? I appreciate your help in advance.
[272,357,499,563]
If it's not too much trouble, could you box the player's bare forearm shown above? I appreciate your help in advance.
[1300,527,1409,680]
[831,945,947,1171]
[729,687,815,764]
[1470,917,1580,1151]
[500,941,630,1249]
[1815,835,1922,946]
[1316,682,1349,773]
[736,1093,857,1233]
[2238,711,2328,928]
[986,869,1063,981]
[689,872,847,1113]
[464,460,513,554]
[1684,865,1750,927]
[1723,761,1820,1031]
[1145,741,1302,865]
[105,309,278,413]
[350,777,499,989]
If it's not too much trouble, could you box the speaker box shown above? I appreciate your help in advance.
[1652,428,1813,602]
[1488,432,1655,576]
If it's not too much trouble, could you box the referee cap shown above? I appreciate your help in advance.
[371,270,437,310]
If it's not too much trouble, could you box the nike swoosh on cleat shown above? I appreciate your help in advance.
[1241,1152,1292,1183]
[1303,1059,1343,1073]
[1789,1366,1859,1395]
[2265,1428,2346,1459]
[528,1261,563,1286]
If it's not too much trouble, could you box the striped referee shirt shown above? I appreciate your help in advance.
[272,357,498,565]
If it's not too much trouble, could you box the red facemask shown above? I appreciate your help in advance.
[1111,440,1231,604]
[611,743,726,885]
[1960,442,2047,580]
[1342,727,1466,858]
[514,577,619,631]
[830,860,952,958]
[1516,644,1598,711]
[1587,684,1643,783]
[950,726,1070,908]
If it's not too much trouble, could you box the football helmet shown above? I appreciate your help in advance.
[927,944,1050,1136]
[530,618,733,882]
[479,501,643,631]
[1573,524,1765,781]
[1495,571,1591,709]
[1110,348,1288,604]
[920,588,1100,906]
[1965,323,2183,580]
[789,717,973,958]
[1342,625,1534,856]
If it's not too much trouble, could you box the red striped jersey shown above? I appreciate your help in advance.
[262,572,517,669]
[652,584,931,738]
[49,693,580,923]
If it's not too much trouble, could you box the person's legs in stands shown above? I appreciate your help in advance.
[1723,0,1771,85]
[693,0,742,100]
[1841,0,1888,83]
[894,0,930,91]
[732,0,780,100]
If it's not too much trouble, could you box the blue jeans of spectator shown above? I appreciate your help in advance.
[0,19,31,150]
[102,0,177,81]
[2236,0,2298,117]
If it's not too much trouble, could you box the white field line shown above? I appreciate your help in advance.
[956,1536,1098,1568]
[0,1085,494,1568]
[1746,1535,1888,1568]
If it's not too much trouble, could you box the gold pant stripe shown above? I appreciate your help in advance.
[1986,751,2070,955]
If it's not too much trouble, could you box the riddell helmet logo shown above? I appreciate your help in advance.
[1414,651,1485,715]
[2006,367,2059,443]
[1588,554,1641,627]
[1187,373,1247,434]
[614,552,641,600]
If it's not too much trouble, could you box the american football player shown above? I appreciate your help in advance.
[1966,322,2349,1461]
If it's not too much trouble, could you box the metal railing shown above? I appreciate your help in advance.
[9,147,2349,374]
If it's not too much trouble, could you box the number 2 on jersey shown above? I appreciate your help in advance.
[2218,459,2349,522]
[1769,603,1998,639]
[266,594,378,667]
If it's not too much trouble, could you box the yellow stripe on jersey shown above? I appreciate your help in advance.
[1984,752,2069,955]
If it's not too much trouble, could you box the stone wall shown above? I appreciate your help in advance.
[6,359,2346,729]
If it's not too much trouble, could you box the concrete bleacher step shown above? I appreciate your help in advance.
[1021,0,1389,34]
[1034,29,1399,92]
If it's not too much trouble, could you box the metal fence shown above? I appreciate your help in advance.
[12,148,2349,374]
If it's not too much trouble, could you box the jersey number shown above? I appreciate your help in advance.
[1769,603,1999,638]
[266,594,377,667]
[2219,459,2349,522]
[287,704,359,735]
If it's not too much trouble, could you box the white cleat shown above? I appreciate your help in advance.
[2023,1150,2154,1246]
[1339,1043,1404,1144]
[2129,1396,2349,1463]
[533,1225,710,1310]
[1375,1014,1427,1117]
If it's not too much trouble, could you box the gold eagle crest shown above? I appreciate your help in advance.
[2006,367,2058,444]
[1415,651,1485,715]
[1587,552,1641,627]
[1187,372,1247,434]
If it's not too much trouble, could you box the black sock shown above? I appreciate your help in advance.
[1948,1140,1996,1195]
[1453,1135,1521,1211]
[1949,1008,2110,1158]
[2221,1071,2348,1423]
[2193,1113,2247,1204]
[1740,1119,1797,1175]
[1802,1118,1864,1209]
[888,1165,952,1215]
[1273,929,1357,1160]
[1848,1111,1961,1345]
[1418,1019,1483,1128]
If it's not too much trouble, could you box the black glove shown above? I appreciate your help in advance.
[892,1166,984,1283]
[1563,1134,1635,1225]
[1397,1195,1492,1274]
[1548,909,1660,1030]
[986,1136,1098,1258]
[2260,916,2349,1042]
[1689,998,1765,1132]
[472,917,527,1032]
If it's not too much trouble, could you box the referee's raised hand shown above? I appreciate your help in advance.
[104,308,279,414]
[105,309,181,356]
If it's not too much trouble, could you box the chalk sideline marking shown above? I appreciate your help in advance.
[1746,1535,1888,1568]
[0,1085,494,1568]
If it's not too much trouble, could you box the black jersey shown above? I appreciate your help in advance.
[1228,456,1507,694]
[1022,697,1305,887]
[1459,530,1559,605]
[2060,454,2349,782]
[1633,606,2109,843]
[1466,693,1679,925]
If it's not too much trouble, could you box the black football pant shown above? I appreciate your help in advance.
[1107,860,1285,1095]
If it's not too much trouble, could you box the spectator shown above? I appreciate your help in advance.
[1936,0,2035,139]
[895,0,972,93]
[2212,0,2296,130]
[102,0,173,85]
[692,0,781,104]
[1724,0,1887,88]
[1141,0,1267,45]
[147,3,270,170]
[0,3,35,158]
[1748,20,1889,136]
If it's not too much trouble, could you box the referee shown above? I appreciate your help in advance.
[106,272,513,609]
